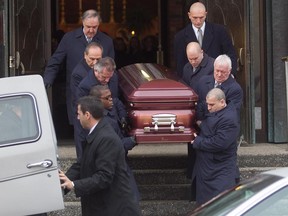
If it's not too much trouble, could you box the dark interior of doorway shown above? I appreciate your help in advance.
[52,72,74,140]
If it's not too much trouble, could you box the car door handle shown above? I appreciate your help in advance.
[27,159,53,169]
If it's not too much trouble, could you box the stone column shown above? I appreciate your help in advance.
[270,0,288,142]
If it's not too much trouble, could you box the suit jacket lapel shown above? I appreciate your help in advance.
[209,77,215,89]
[184,25,197,45]
[75,27,88,46]
[202,22,214,51]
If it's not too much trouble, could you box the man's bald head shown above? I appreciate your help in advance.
[186,42,204,68]
[188,2,207,29]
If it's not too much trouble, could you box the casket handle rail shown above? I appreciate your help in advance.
[144,113,185,133]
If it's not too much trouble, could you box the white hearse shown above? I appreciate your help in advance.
[0,75,64,215]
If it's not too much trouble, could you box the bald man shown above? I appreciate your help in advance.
[182,42,214,93]
[191,88,240,205]
[174,2,237,78]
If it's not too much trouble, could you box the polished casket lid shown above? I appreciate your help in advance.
[118,63,198,103]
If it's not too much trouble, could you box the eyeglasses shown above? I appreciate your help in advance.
[101,95,112,100]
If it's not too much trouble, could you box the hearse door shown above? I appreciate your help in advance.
[0,75,64,215]
[7,0,50,77]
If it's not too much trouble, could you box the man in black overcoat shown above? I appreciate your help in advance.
[70,42,103,113]
[74,57,118,161]
[191,88,240,205]
[187,54,242,194]
[196,54,243,121]
[89,85,140,202]
[174,2,237,78]
[44,9,114,125]
[182,42,214,93]
[59,96,141,216]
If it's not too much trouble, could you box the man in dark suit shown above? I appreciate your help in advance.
[182,42,215,183]
[188,54,242,199]
[187,54,242,186]
[174,2,237,78]
[182,42,214,93]
[89,85,140,202]
[44,9,114,125]
[196,54,243,121]
[59,96,141,216]
[76,57,118,100]
[191,88,240,205]
[74,57,118,160]
[70,42,103,115]
[89,85,135,153]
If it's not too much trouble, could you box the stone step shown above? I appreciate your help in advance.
[60,167,274,203]
[48,202,81,216]
[135,167,276,187]
[48,200,196,216]
[140,200,196,216]
[53,142,288,215]
[135,169,188,185]
[47,167,276,216]
[239,167,277,179]
[59,154,288,173]
[238,155,288,167]
[139,184,191,200]
[58,142,288,168]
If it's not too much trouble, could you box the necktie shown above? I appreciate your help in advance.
[198,28,203,47]
[214,82,221,88]
[87,38,92,43]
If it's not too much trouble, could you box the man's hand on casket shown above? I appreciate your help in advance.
[120,117,128,129]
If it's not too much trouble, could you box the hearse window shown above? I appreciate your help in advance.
[0,94,40,145]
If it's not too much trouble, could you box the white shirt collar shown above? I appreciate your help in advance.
[192,22,206,36]
[83,29,92,41]
[89,122,98,134]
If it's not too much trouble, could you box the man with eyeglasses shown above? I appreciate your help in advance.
[89,85,140,203]
[89,85,136,156]
[174,2,237,78]
[43,9,114,126]
[74,57,118,161]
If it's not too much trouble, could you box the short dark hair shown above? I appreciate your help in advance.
[77,96,104,119]
[85,42,103,54]
[206,88,226,101]
[89,85,109,98]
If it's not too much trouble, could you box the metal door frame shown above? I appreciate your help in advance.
[6,0,52,77]
[0,0,9,77]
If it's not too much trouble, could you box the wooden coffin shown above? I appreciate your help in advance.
[118,63,198,144]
